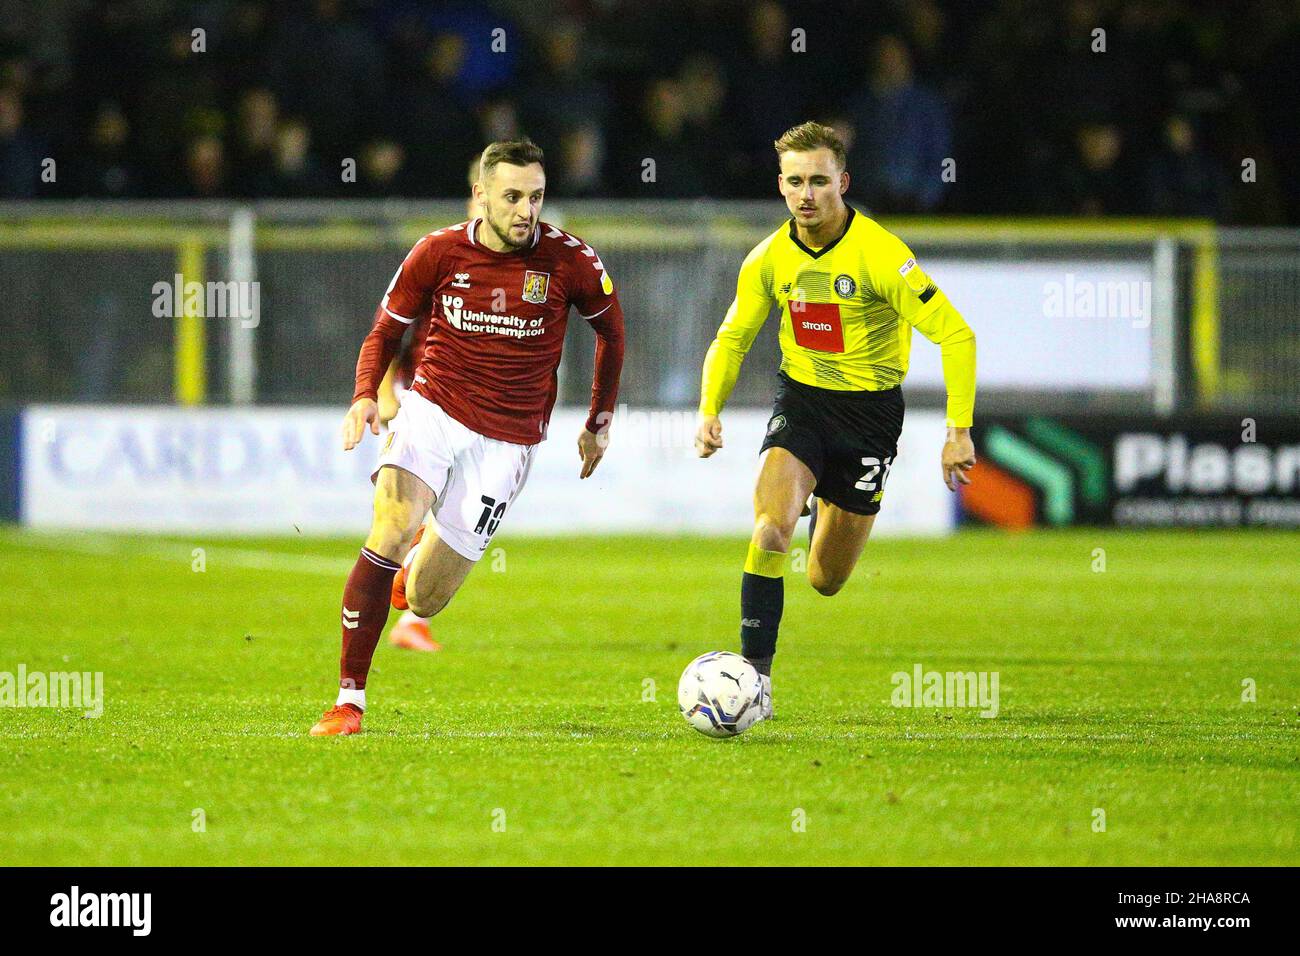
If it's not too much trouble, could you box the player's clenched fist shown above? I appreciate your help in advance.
[695,414,723,458]
[342,398,380,451]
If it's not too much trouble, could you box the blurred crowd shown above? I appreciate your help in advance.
[0,0,1297,223]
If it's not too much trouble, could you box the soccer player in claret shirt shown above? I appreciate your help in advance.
[695,121,977,719]
[311,138,626,736]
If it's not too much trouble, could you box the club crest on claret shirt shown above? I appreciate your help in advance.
[522,270,550,304]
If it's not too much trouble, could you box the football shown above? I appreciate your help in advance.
[677,651,764,737]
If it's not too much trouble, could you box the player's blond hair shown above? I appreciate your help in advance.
[773,122,847,169]
[479,138,545,180]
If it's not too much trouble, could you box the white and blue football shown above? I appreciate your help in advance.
[677,651,764,738]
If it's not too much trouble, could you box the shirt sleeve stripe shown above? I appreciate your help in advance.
[384,307,416,325]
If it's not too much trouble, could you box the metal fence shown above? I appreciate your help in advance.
[0,201,1295,414]
[1214,230,1300,411]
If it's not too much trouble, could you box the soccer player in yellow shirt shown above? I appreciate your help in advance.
[695,121,977,717]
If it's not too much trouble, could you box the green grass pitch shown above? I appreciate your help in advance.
[0,527,1296,866]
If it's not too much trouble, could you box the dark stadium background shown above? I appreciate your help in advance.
[2,0,1298,414]
[1,0,1296,217]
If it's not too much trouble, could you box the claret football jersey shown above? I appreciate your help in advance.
[380,218,622,445]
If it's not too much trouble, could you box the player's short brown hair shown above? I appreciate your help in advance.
[773,121,847,170]
[479,138,545,179]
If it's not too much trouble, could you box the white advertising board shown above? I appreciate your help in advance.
[21,405,954,536]
[908,258,1154,389]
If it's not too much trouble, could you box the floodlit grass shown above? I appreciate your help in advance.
[0,528,1296,865]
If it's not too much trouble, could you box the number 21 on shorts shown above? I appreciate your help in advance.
[855,455,894,501]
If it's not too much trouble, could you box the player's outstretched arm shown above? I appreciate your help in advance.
[576,296,625,479]
[346,311,408,450]
[346,236,438,451]
[942,426,976,491]
[867,236,977,488]
[696,243,774,459]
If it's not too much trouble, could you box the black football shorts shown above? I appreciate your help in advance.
[758,372,905,516]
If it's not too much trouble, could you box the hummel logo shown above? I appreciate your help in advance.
[451,272,471,289]
[342,608,360,630]
[740,618,761,628]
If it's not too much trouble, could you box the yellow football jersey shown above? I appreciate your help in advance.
[700,206,976,427]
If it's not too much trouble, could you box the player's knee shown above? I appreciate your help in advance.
[407,587,452,619]
[753,511,796,552]
[808,566,847,597]
[368,509,422,557]
[406,568,456,619]
[407,591,451,619]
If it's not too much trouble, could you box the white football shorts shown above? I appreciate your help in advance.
[372,390,536,561]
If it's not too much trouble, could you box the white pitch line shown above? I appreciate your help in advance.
[0,532,355,576]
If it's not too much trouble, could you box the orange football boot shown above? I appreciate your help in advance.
[389,612,442,652]
[309,702,363,736]
[391,525,425,611]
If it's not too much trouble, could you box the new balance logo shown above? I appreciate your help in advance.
[342,608,360,630]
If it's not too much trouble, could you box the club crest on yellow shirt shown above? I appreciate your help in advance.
[522,270,550,304]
